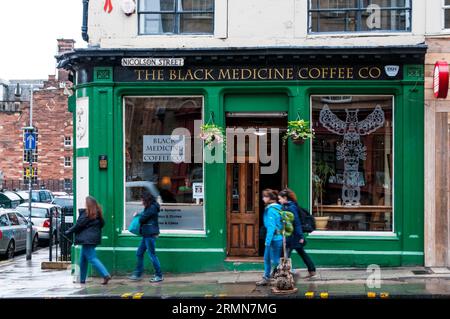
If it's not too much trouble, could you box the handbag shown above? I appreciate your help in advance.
[128,214,142,236]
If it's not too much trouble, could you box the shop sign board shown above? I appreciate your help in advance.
[433,61,449,99]
[143,135,185,163]
[115,64,403,82]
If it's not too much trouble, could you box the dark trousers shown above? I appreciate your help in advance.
[287,246,316,272]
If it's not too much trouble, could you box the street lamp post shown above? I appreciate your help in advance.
[25,85,35,261]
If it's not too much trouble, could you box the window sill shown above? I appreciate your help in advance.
[308,230,399,240]
[119,230,207,238]
[306,31,413,38]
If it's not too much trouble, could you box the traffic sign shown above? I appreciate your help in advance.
[24,132,36,151]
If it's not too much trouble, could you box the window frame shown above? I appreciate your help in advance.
[64,136,72,147]
[443,0,450,31]
[64,156,72,168]
[138,0,215,35]
[307,0,412,34]
[122,95,206,236]
[309,95,395,237]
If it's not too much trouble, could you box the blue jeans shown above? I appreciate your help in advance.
[134,236,162,277]
[263,240,283,279]
[79,245,110,283]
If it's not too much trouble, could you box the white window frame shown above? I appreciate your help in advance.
[137,0,215,36]
[122,95,206,236]
[64,136,72,147]
[64,156,72,168]
[443,0,450,31]
[309,95,395,237]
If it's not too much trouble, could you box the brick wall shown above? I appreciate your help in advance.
[0,76,73,187]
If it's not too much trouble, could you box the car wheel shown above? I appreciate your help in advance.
[32,235,39,252]
[6,241,15,260]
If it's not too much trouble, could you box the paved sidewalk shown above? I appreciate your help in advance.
[1,248,449,298]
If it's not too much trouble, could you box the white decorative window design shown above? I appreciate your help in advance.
[311,96,393,233]
[138,0,214,35]
[124,96,204,234]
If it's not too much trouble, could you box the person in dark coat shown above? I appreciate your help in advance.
[129,192,163,282]
[278,189,317,278]
[65,196,111,284]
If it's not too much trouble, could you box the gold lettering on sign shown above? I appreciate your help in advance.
[205,69,214,80]
[219,69,231,80]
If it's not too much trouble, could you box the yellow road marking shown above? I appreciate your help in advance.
[133,292,144,299]
[367,292,377,298]
[320,292,329,299]
[121,293,132,298]
[305,291,315,298]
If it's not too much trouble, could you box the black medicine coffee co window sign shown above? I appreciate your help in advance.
[115,59,402,82]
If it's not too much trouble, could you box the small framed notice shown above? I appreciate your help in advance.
[192,183,204,199]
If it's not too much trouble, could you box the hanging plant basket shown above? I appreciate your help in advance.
[282,116,315,145]
[199,123,226,150]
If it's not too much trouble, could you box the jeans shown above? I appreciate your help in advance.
[134,236,162,277]
[287,246,316,272]
[79,245,110,283]
[263,240,283,279]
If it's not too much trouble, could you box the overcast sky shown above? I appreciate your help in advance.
[0,0,86,80]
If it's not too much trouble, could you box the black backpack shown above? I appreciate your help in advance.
[297,205,316,233]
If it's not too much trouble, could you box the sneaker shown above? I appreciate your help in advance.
[150,275,163,283]
[102,275,112,285]
[128,274,142,281]
[305,271,318,279]
[256,277,270,286]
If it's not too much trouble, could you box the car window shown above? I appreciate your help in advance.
[39,191,47,201]
[53,198,72,207]
[15,213,28,225]
[0,214,10,227]
[31,192,40,202]
[7,213,20,226]
[16,206,48,218]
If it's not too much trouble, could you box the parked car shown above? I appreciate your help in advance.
[16,203,61,244]
[52,195,73,209]
[30,190,54,203]
[0,209,39,259]
[14,191,29,203]
[52,192,69,197]
[0,191,22,208]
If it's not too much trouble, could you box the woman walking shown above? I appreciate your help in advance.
[278,189,316,278]
[65,196,111,285]
[129,192,163,282]
[256,189,283,286]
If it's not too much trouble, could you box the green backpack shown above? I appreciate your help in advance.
[274,208,295,237]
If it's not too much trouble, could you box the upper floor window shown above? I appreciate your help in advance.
[445,0,450,30]
[308,0,412,33]
[64,136,72,147]
[138,0,214,35]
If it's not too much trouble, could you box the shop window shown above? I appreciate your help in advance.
[138,0,214,35]
[311,95,393,232]
[124,96,204,234]
[308,0,412,33]
[445,0,450,30]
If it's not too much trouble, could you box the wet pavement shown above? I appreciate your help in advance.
[1,248,450,298]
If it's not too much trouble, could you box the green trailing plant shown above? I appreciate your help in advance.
[283,119,315,144]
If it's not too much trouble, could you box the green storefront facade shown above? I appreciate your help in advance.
[58,46,426,275]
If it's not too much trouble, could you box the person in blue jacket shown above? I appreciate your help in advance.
[256,189,283,286]
[278,189,316,278]
[129,192,163,282]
